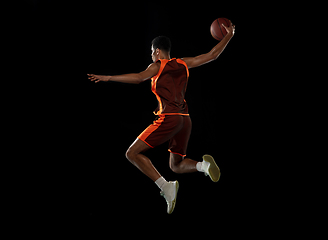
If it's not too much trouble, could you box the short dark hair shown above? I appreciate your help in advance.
[151,36,171,52]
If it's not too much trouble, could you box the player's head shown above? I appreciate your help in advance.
[151,36,171,62]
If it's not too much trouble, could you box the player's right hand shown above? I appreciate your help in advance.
[87,74,110,83]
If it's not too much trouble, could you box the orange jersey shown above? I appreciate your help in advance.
[151,58,189,116]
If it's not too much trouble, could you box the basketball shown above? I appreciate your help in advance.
[210,18,230,41]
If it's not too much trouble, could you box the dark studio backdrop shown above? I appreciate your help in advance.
[16,0,269,233]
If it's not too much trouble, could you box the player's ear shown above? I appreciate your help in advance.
[156,48,160,55]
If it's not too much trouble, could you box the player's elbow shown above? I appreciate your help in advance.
[133,79,142,84]
[210,52,220,61]
[129,78,142,84]
[208,48,222,61]
[134,74,144,84]
[136,80,144,84]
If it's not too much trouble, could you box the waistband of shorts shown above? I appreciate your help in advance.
[153,111,189,117]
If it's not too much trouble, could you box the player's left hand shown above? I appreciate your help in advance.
[222,21,235,37]
[87,74,110,83]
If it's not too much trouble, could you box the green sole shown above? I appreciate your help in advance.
[203,155,221,182]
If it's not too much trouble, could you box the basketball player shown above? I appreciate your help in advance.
[88,22,235,214]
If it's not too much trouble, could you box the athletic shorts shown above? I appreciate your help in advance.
[137,115,192,157]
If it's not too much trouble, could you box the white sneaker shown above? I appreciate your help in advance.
[202,155,221,182]
[160,181,179,214]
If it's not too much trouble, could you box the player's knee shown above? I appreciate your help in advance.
[169,161,181,173]
[170,163,178,173]
[125,148,134,161]
[169,154,182,173]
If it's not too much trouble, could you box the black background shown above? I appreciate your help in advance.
[14,0,271,234]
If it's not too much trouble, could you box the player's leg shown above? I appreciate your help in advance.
[169,151,221,182]
[168,116,220,181]
[168,115,195,173]
[169,153,198,173]
[126,138,178,214]
[126,138,161,182]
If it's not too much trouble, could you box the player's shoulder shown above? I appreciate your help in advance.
[176,58,186,64]
[144,62,161,77]
[175,58,189,70]
[148,61,161,71]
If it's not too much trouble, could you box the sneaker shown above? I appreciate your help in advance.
[160,181,179,214]
[202,155,221,182]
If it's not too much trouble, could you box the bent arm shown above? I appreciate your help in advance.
[88,62,160,84]
[183,23,235,69]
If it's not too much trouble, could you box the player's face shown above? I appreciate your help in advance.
[151,45,158,62]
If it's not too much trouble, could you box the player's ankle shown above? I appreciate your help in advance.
[196,161,204,172]
[155,176,168,190]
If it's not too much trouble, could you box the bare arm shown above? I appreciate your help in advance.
[88,62,160,84]
[183,22,235,69]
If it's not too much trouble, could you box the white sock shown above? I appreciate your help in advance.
[155,176,168,190]
[197,161,210,173]
[196,162,204,172]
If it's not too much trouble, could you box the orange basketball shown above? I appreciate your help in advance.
[210,18,230,41]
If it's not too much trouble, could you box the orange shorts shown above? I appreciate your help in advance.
[137,115,192,157]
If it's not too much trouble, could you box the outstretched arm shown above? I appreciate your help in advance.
[88,62,160,84]
[182,22,235,69]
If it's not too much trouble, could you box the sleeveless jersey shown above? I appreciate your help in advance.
[151,58,189,116]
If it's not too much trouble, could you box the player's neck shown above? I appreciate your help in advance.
[159,52,171,60]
